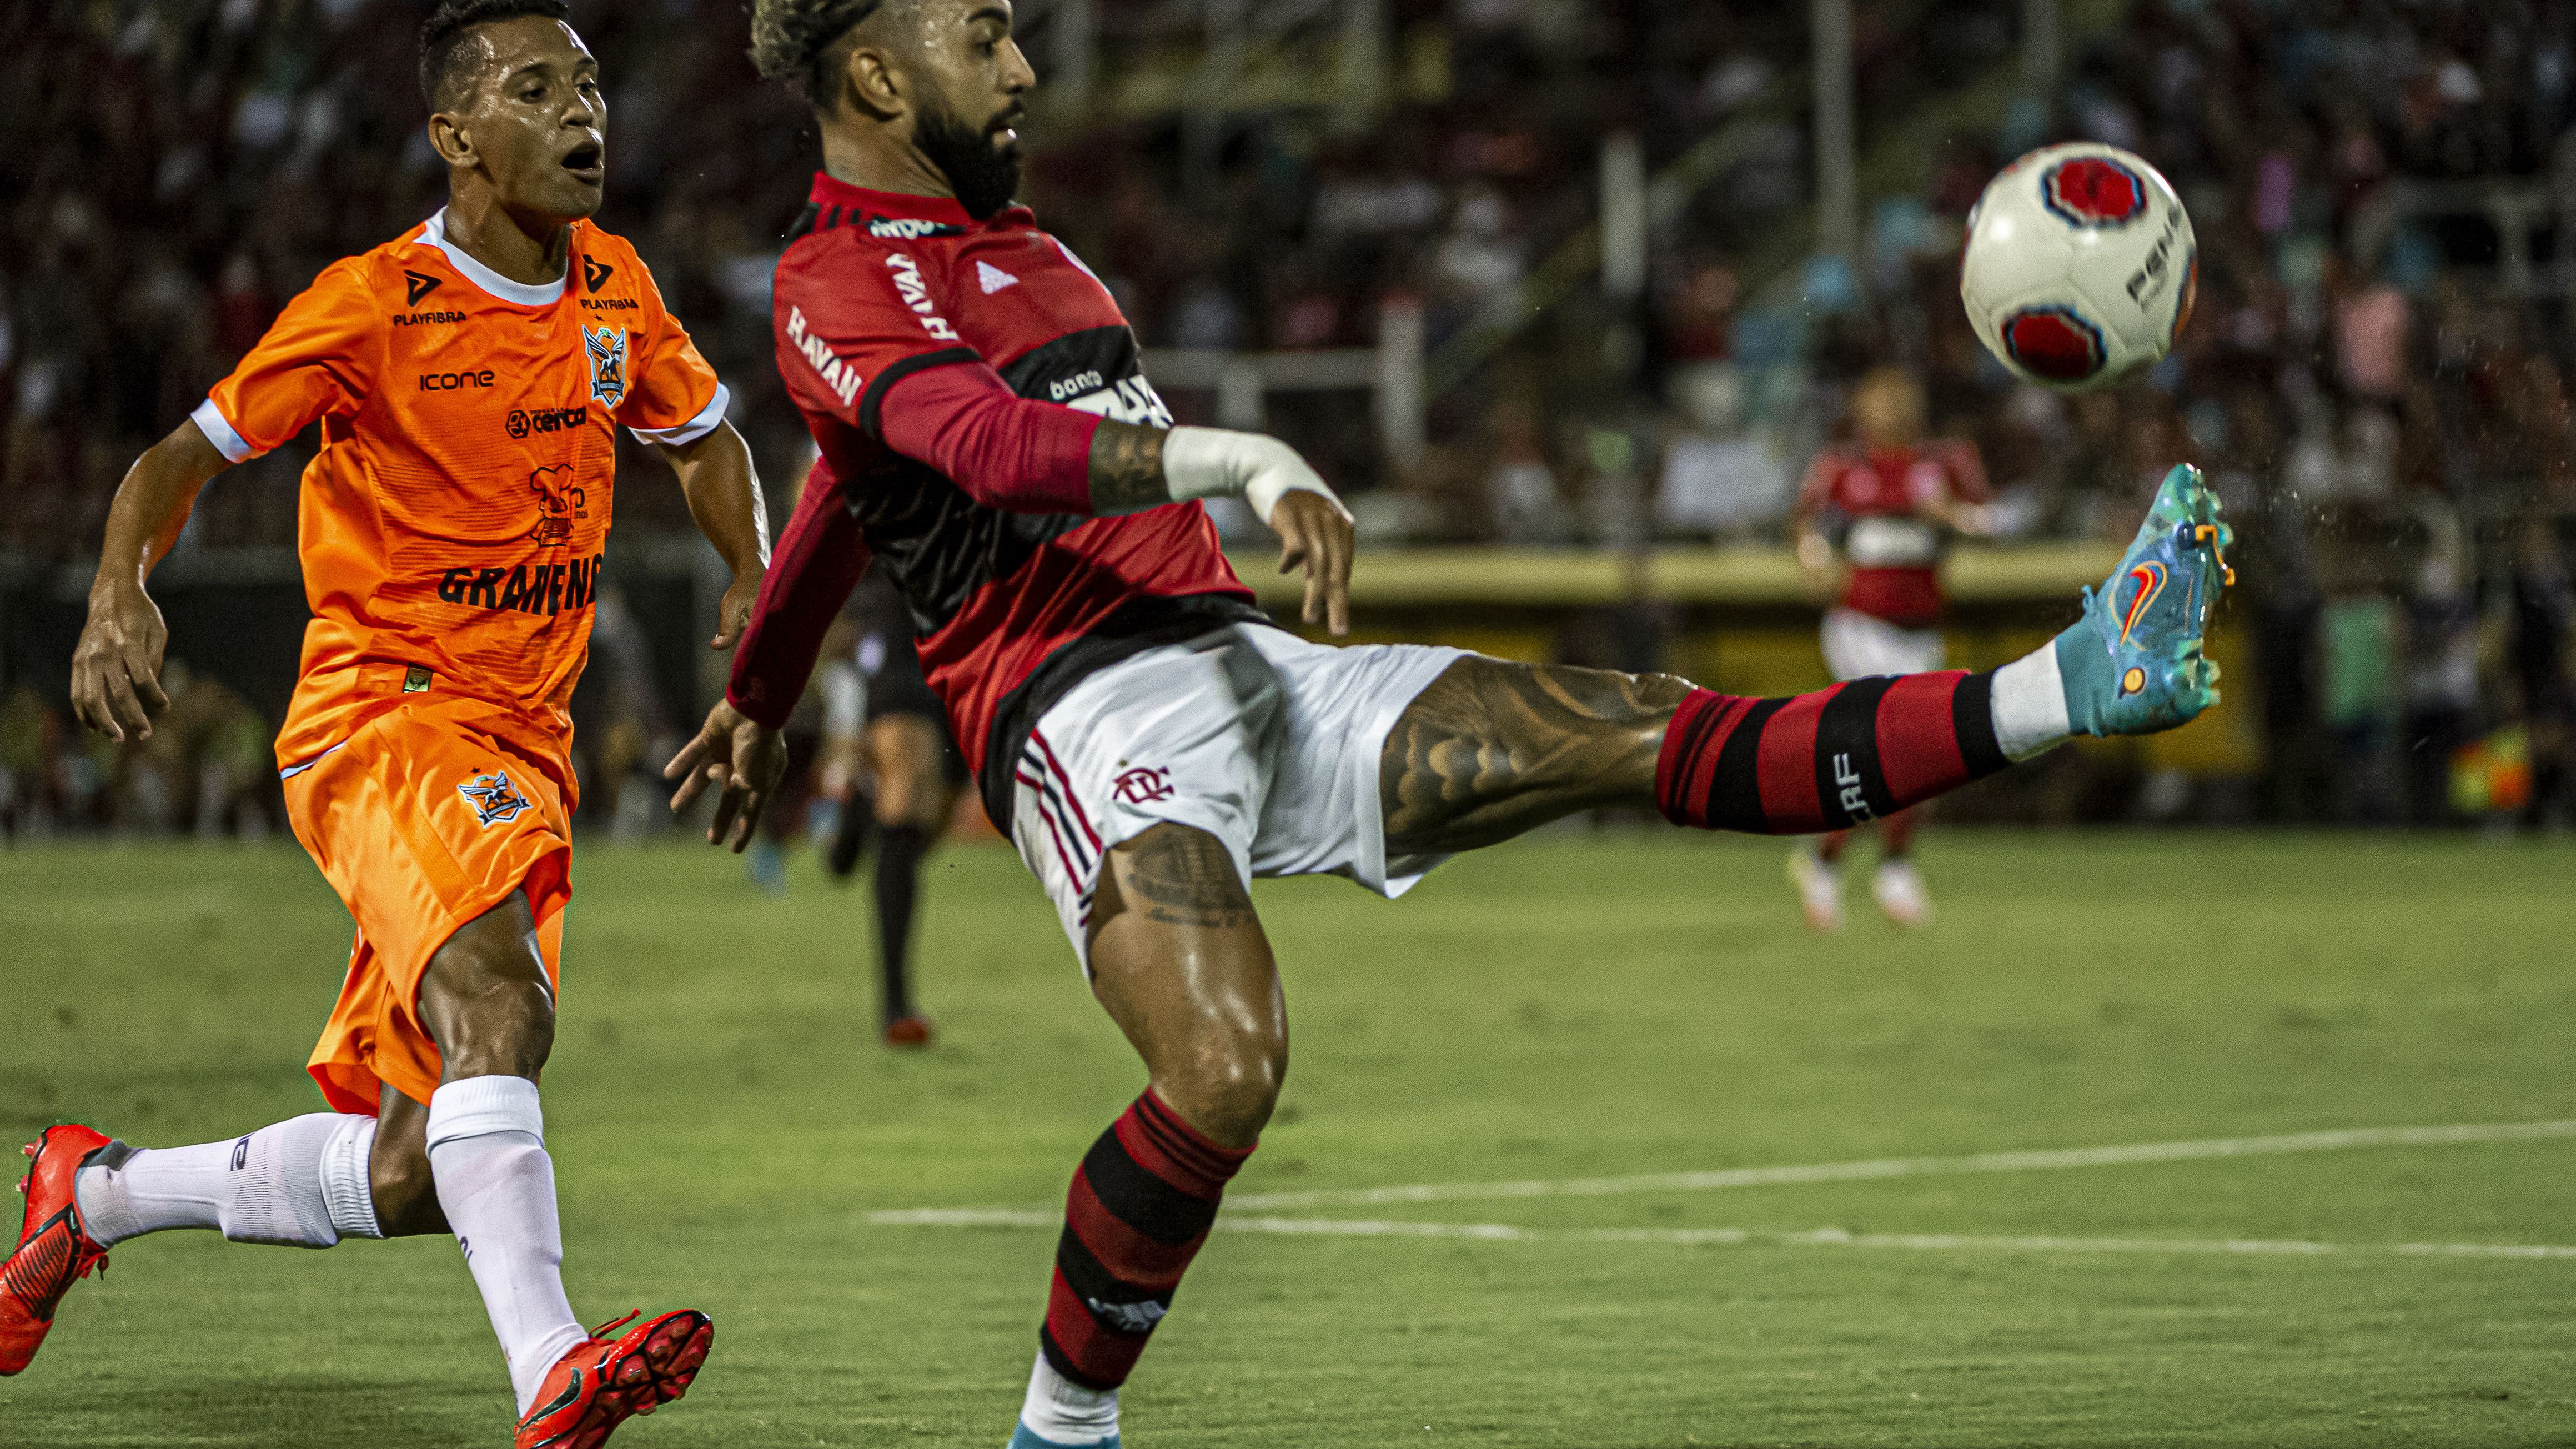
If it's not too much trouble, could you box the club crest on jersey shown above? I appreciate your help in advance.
[584,324,628,408]
[459,771,533,828]
[1112,766,1174,805]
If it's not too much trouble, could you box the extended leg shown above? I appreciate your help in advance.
[1386,465,2232,854]
[1014,824,1279,1448]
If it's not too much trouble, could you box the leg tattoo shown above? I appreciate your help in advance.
[1117,828,1257,930]
[1381,658,2023,852]
[1381,657,1694,854]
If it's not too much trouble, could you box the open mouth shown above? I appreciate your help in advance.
[991,108,1025,148]
[561,143,603,181]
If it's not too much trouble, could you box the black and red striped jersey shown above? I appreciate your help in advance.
[768,174,1258,815]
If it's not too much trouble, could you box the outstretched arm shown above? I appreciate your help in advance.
[877,365,1357,633]
[651,419,769,650]
[70,420,232,741]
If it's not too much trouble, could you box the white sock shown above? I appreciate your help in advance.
[1019,1351,1120,1445]
[1990,645,2072,761]
[72,1114,370,1249]
[426,1076,587,1416]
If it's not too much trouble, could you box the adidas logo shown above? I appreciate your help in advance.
[977,260,1019,295]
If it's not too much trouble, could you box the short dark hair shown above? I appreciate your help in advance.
[418,0,574,110]
[748,0,896,107]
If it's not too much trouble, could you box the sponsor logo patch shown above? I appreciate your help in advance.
[865,213,965,240]
[1086,1297,1167,1335]
[404,270,444,306]
[883,253,960,341]
[508,405,589,439]
[436,554,604,616]
[391,310,467,327]
[528,464,585,546]
[419,369,496,392]
[580,256,615,293]
[785,305,862,408]
[976,259,1020,294]
[459,770,534,828]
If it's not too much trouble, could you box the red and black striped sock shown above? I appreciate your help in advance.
[1655,671,2010,833]
[1040,1090,1253,1391]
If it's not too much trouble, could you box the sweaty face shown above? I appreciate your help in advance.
[907,1,1033,218]
[441,17,607,222]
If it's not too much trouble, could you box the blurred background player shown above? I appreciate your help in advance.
[1788,367,1994,931]
[3,6,752,1443]
[821,565,966,1047]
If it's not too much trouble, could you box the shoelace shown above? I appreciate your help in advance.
[586,1309,643,1342]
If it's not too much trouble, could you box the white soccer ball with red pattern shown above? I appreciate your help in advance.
[1960,143,2196,392]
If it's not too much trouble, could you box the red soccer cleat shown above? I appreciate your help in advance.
[514,1307,714,1448]
[883,1015,935,1049]
[2,1124,116,1376]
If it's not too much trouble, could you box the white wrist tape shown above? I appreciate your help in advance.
[1159,425,1345,526]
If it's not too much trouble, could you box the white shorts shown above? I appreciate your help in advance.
[1821,607,1945,682]
[1007,624,1468,971]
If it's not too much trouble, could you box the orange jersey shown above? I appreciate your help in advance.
[194,209,727,788]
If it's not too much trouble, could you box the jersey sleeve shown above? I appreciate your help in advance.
[773,233,978,440]
[615,256,730,447]
[194,259,380,463]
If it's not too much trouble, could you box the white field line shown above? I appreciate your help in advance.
[864,1207,2576,1261]
[1219,1118,2576,1211]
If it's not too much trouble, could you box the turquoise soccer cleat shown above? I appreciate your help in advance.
[2055,463,2234,737]
[1009,1426,1119,1449]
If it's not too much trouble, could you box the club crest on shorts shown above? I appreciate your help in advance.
[1112,766,1174,805]
[459,770,533,828]
[584,324,627,408]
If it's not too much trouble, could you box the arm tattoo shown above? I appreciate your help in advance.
[1088,421,1172,515]
[1380,658,1694,854]
[1117,826,1258,930]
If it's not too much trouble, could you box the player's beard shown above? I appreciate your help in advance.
[917,97,1022,221]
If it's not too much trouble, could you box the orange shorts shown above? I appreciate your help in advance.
[283,698,573,1116]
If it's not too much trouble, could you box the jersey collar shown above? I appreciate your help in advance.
[417,208,570,306]
[805,173,1032,231]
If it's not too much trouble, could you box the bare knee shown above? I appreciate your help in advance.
[1155,1022,1287,1148]
[416,894,555,1084]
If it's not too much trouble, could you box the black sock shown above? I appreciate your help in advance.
[828,791,875,880]
[873,823,930,1024]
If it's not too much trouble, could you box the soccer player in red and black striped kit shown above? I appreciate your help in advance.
[671,4,2233,1443]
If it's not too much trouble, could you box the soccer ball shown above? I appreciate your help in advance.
[1960,143,2196,392]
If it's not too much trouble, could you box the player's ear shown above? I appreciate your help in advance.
[839,42,907,121]
[427,110,475,168]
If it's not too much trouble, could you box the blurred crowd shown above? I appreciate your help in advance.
[4,0,2575,834]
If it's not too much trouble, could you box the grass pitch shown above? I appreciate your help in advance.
[2,829,2572,1447]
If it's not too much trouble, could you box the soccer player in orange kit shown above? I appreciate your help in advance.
[2,5,762,1444]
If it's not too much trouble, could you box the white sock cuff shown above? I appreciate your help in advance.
[1021,1350,1120,1442]
[425,1076,544,1152]
[320,1114,382,1240]
[1991,645,2072,762]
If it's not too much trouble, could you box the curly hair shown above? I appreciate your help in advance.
[419,0,575,109]
[747,0,898,107]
